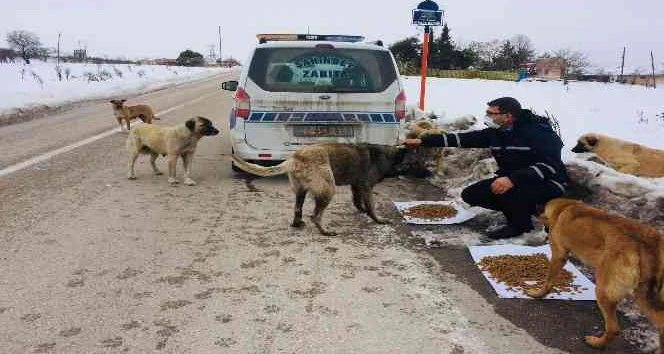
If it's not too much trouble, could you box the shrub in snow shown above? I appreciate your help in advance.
[99,70,113,81]
[112,66,123,78]
[54,65,62,81]
[84,72,101,82]
[136,70,146,78]
[30,70,43,87]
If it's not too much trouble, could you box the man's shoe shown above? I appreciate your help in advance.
[485,225,532,240]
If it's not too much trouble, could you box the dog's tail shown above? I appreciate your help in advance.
[231,154,291,177]
[152,115,160,120]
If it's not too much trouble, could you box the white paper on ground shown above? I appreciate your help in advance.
[393,200,476,225]
[468,244,596,300]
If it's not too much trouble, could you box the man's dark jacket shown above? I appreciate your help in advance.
[419,109,570,193]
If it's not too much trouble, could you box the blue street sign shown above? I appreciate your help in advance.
[412,1,443,26]
[412,9,443,26]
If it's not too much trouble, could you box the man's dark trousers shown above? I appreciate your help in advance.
[461,177,564,231]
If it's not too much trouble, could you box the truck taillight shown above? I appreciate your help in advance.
[395,90,407,120]
[234,87,251,119]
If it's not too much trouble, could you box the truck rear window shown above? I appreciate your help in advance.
[248,47,397,93]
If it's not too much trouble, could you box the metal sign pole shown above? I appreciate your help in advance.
[419,26,431,110]
[412,1,442,111]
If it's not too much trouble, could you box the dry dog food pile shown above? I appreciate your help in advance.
[478,253,582,294]
[402,204,458,219]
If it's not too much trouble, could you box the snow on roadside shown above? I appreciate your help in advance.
[0,60,233,115]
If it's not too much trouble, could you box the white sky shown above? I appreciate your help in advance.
[1,0,663,73]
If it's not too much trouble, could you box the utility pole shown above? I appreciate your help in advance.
[651,51,657,89]
[619,46,626,82]
[218,26,222,63]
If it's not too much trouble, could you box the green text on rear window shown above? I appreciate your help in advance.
[248,47,397,93]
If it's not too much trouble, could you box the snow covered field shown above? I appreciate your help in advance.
[402,76,664,150]
[0,60,230,114]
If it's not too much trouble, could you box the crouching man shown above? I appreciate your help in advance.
[402,97,570,240]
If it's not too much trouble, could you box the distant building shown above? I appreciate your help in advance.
[0,48,17,63]
[535,58,566,79]
[219,58,241,68]
[145,58,177,66]
[73,49,87,62]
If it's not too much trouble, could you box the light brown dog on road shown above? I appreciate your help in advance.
[572,133,664,177]
[110,99,160,131]
[528,198,664,351]
[126,116,219,185]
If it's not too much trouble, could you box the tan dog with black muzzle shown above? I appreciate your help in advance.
[126,116,219,185]
[572,133,664,177]
[231,143,422,236]
[110,99,160,131]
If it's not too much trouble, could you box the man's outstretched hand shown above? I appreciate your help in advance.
[491,177,514,194]
[400,138,422,148]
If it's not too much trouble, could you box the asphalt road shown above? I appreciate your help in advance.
[0,73,645,353]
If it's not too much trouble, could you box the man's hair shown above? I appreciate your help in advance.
[487,97,522,116]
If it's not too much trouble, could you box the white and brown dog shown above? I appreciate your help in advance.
[126,116,219,185]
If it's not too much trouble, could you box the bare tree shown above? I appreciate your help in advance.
[553,48,591,76]
[466,39,502,69]
[511,34,535,64]
[6,30,43,64]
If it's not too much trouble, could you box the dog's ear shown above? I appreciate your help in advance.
[586,135,598,146]
[120,99,127,103]
[110,100,117,104]
[186,118,196,132]
[196,116,211,125]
